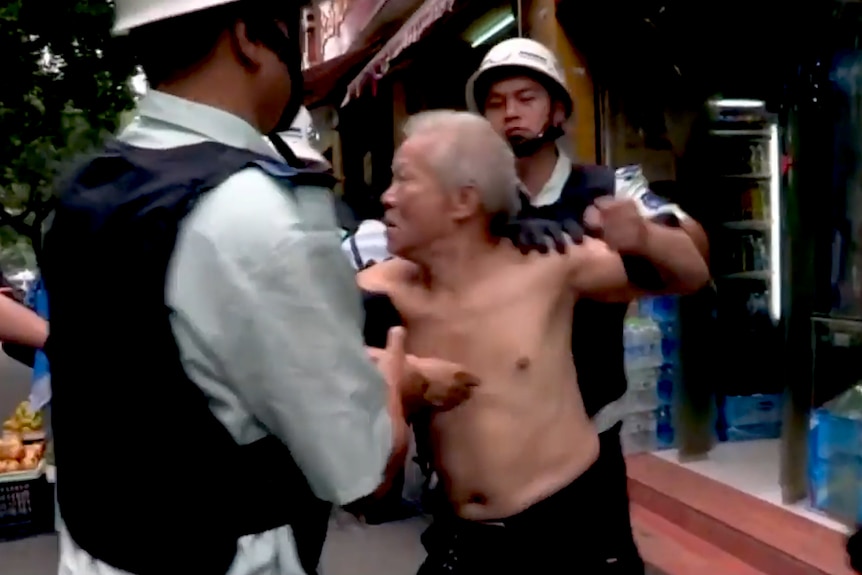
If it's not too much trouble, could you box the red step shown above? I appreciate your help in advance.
[627,453,854,575]
[632,503,768,575]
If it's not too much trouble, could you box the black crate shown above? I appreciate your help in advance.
[0,473,54,540]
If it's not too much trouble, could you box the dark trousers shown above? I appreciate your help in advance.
[418,423,644,574]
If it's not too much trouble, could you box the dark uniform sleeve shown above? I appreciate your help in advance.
[361,289,403,348]
[360,288,437,512]
[3,343,37,367]
[848,527,862,573]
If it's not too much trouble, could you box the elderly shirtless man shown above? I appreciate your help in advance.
[361,110,708,573]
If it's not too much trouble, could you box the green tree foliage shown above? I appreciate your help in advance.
[0,0,136,262]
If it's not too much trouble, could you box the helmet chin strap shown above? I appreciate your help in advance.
[507,124,565,158]
[257,19,306,161]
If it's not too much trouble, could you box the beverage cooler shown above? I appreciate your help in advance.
[800,17,862,524]
[700,100,785,444]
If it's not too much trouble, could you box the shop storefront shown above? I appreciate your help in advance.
[310,0,861,551]
[556,0,862,535]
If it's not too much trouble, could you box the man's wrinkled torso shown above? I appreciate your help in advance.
[359,246,600,521]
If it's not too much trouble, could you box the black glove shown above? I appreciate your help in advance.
[490,210,585,255]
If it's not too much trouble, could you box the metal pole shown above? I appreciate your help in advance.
[517,0,523,37]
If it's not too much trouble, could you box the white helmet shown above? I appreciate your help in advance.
[113,0,243,34]
[466,38,572,118]
[273,107,328,166]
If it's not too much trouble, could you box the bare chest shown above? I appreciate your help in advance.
[389,265,570,372]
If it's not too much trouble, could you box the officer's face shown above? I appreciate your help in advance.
[259,22,294,133]
[484,76,554,143]
[233,18,295,133]
[382,136,455,259]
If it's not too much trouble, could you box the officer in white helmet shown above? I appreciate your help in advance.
[272,106,365,235]
[273,106,331,170]
[43,2,465,574]
[400,37,709,574]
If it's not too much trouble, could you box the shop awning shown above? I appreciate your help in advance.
[342,0,457,105]
[303,42,381,107]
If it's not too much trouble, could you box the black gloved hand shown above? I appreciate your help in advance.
[490,192,585,255]
[508,218,585,255]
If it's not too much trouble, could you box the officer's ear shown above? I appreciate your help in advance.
[230,20,264,71]
[551,100,567,128]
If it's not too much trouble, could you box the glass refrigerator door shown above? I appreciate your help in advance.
[706,101,784,400]
[823,50,862,319]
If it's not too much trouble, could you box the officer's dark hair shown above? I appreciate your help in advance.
[129,0,302,89]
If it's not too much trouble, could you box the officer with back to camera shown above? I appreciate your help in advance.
[42,2,476,574]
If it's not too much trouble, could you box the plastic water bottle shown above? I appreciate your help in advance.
[623,318,663,414]
[656,405,675,449]
[625,318,662,371]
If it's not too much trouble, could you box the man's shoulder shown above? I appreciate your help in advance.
[357,258,416,294]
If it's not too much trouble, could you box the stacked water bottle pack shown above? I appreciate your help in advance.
[808,387,862,524]
[619,296,680,454]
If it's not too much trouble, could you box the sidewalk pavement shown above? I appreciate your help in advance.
[0,517,429,575]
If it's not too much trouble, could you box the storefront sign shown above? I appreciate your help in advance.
[319,0,390,60]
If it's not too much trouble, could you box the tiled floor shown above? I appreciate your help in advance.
[0,517,430,575]
[654,439,849,532]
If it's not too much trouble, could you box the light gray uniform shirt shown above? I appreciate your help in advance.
[58,91,391,575]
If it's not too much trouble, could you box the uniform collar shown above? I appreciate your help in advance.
[531,149,573,207]
[134,90,279,159]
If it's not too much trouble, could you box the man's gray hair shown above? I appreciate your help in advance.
[403,110,521,217]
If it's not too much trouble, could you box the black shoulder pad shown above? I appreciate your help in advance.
[557,164,615,219]
[579,164,616,196]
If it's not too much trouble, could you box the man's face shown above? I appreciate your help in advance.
[483,76,554,143]
[381,136,453,259]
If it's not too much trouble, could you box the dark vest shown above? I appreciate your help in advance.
[530,165,630,418]
[41,140,335,575]
[533,163,677,418]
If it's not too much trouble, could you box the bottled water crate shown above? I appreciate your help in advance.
[717,393,783,442]
[809,408,862,525]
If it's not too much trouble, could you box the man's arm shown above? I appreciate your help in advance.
[169,175,409,507]
[358,261,478,415]
[0,296,47,348]
[566,236,641,303]
[635,217,710,293]
[587,192,710,294]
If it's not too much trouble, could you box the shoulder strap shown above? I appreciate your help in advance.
[252,157,338,189]
[349,234,365,269]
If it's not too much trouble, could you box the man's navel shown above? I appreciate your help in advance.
[515,356,531,370]
[468,493,487,505]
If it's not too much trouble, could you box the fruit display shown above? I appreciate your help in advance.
[3,401,44,437]
[0,434,43,474]
[0,401,46,475]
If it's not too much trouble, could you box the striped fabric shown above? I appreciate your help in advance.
[341,220,391,270]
